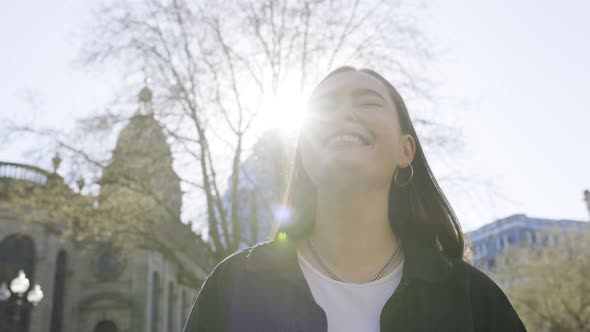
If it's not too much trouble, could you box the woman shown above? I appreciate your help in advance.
[183,67,526,332]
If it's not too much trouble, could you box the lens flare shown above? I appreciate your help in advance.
[272,203,293,224]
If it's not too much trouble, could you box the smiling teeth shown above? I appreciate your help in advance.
[328,135,364,145]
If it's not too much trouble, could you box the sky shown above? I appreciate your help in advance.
[1,0,589,233]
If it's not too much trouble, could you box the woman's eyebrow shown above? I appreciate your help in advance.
[351,88,386,103]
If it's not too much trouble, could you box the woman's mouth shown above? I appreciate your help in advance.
[325,134,366,147]
[323,128,373,148]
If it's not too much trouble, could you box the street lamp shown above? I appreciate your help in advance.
[0,270,44,332]
[10,270,30,297]
[27,285,44,306]
[0,282,10,301]
[0,270,43,304]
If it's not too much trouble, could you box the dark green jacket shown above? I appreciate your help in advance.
[184,235,526,331]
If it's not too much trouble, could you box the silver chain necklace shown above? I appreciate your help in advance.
[306,236,402,284]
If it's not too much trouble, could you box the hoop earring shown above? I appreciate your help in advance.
[394,163,414,187]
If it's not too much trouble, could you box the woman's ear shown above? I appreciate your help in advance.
[399,134,416,166]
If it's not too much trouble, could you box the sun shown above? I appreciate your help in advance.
[256,76,308,138]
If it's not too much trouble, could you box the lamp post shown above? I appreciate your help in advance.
[0,270,44,332]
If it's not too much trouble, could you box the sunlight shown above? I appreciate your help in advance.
[256,76,308,138]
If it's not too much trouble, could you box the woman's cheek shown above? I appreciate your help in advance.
[374,128,400,162]
[301,137,318,166]
[301,131,320,157]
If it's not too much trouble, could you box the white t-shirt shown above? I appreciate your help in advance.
[297,249,404,332]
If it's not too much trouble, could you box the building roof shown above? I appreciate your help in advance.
[467,213,587,242]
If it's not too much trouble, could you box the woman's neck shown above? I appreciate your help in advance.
[298,186,402,282]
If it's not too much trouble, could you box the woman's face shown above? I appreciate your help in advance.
[300,70,415,192]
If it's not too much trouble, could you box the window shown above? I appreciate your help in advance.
[50,250,67,332]
[0,234,35,331]
[95,251,124,281]
[508,234,515,244]
[0,234,35,283]
[168,282,175,332]
[151,272,161,332]
[94,320,118,332]
[526,231,533,244]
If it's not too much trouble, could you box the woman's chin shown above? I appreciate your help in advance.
[318,155,375,180]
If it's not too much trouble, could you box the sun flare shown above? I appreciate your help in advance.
[256,76,309,137]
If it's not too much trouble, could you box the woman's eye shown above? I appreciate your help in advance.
[356,102,382,108]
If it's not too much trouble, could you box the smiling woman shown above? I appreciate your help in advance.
[183,66,527,332]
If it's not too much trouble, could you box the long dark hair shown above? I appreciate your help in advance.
[269,66,465,260]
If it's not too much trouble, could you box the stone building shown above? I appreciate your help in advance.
[0,85,211,332]
[467,209,589,271]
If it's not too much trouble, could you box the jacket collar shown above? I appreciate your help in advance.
[244,233,453,288]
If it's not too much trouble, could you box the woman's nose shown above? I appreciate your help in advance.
[335,103,359,122]
[305,101,359,125]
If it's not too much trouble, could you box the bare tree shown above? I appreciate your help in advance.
[3,0,459,265]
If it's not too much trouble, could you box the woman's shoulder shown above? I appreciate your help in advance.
[184,247,253,331]
[446,258,507,301]
[211,247,251,272]
[204,246,252,282]
[447,257,527,331]
[448,258,507,296]
[205,239,280,280]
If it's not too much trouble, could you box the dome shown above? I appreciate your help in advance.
[99,87,181,221]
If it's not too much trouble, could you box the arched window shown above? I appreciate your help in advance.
[0,234,36,332]
[151,272,161,332]
[167,282,175,332]
[50,250,67,332]
[94,320,118,332]
[0,234,36,283]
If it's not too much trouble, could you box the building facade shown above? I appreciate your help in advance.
[467,211,588,271]
[0,86,211,332]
